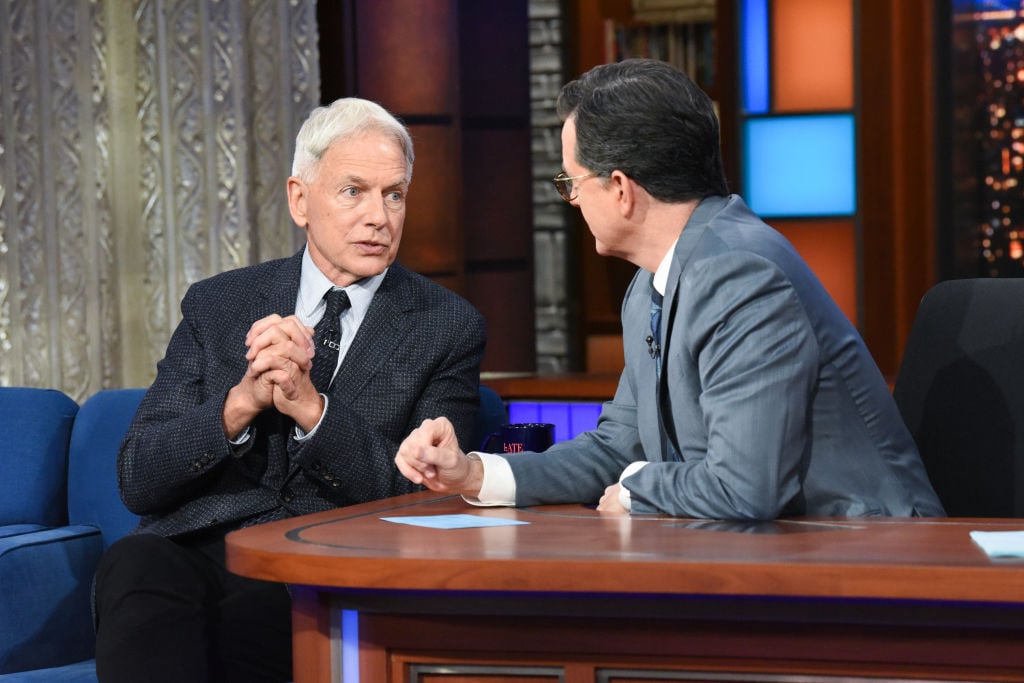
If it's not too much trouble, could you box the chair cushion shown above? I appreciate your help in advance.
[0,389,78,527]
[0,527,102,674]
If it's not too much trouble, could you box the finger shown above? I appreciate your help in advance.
[246,314,285,347]
[394,453,425,484]
[247,316,315,362]
[250,332,315,372]
[278,315,315,357]
[395,446,443,488]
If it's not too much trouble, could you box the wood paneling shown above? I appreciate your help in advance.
[462,129,532,263]
[859,0,938,377]
[353,0,458,115]
[466,270,535,370]
[319,0,535,372]
[457,1,530,119]
[399,125,462,278]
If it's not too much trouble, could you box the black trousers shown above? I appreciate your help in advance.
[94,530,292,683]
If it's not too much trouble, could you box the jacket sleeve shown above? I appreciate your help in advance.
[118,282,255,514]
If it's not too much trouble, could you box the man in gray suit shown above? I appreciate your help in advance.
[94,98,486,683]
[396,58,942,521]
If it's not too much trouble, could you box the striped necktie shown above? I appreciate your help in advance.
[309,288,351,393]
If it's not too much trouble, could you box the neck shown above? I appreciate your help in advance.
[634,199,699,273]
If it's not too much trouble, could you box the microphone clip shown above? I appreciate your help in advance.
[645,335,661,359]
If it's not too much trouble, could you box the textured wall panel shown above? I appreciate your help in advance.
[0,0,320,399]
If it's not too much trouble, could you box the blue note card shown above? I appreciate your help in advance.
[380,514,529,530]
[969,530,1024,558]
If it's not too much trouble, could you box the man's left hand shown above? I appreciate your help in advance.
[597,483,628,514]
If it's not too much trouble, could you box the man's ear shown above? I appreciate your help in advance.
[609,169,635,217]
[286,176,307,227]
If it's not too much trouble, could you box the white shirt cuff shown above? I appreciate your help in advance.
[462,451,516,507]
[294,393,329,441]
[618,460,649,511]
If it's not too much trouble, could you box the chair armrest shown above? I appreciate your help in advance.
[0,526,103,674]
[0,525,48,540]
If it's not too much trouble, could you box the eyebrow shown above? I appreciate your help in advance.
[338,174,408,190]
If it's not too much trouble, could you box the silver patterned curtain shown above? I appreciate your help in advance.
[0,0,319,400]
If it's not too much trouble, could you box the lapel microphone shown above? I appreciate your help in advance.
[645,335,660,359]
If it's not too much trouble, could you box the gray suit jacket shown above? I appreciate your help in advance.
[119,250,486,537]
[509,195,943,519]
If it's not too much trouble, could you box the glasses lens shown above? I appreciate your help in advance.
[553,174,572,201]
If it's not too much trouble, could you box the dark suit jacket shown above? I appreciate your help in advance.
[119,250,486,537]
[508,195,943,519]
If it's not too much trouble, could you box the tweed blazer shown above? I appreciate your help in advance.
[507,195,943,519]
[119,249,486,537]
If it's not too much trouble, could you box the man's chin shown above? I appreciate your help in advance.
[353,254,396,278]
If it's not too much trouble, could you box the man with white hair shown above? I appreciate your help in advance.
[94,97,486,682]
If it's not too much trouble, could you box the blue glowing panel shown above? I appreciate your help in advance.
[743,114,856,217]
[508,402,541,425]
[741,0,769,114]
[507,401,603,442]
[569,403,603,438]
[538,403,571,443]
[342,609,358,682]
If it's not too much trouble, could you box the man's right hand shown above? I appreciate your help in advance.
[223,314,317,437]
[395,417,484,496]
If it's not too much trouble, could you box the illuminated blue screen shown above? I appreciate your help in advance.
[743,114,856,217]
[507,401,602,443]
[741,0,769,114]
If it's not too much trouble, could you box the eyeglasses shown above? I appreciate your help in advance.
[552,171,599,202]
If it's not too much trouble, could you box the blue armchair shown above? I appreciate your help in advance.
[0,388,144,681]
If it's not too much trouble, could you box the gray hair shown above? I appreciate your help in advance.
[291,97,414,183]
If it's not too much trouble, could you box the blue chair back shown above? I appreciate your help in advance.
[473,385,508,452]
[0,388,78,528]
[67,388,145,549]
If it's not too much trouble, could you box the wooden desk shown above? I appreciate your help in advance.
[482,372,620,401]
[227,491,1024,683]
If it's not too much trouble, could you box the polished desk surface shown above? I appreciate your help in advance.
[482,372,619,400]
[226,491,1024,605]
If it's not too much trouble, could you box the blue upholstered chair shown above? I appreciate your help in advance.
[0,388,79,539]
[0,388,145,681]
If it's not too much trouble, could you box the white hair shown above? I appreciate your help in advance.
[291,98,414,183]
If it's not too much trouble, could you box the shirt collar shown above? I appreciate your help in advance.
[297,246,387,321]
[652,237,679,296]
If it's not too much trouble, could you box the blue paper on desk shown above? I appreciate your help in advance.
[381,514,529,530]
[969,530,1024,558]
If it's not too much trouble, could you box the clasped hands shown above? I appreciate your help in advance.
[223,313,325,436]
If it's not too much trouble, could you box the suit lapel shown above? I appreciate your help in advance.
[331,264,415,399]
[629,274,664,461]
[253,249,304,320]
